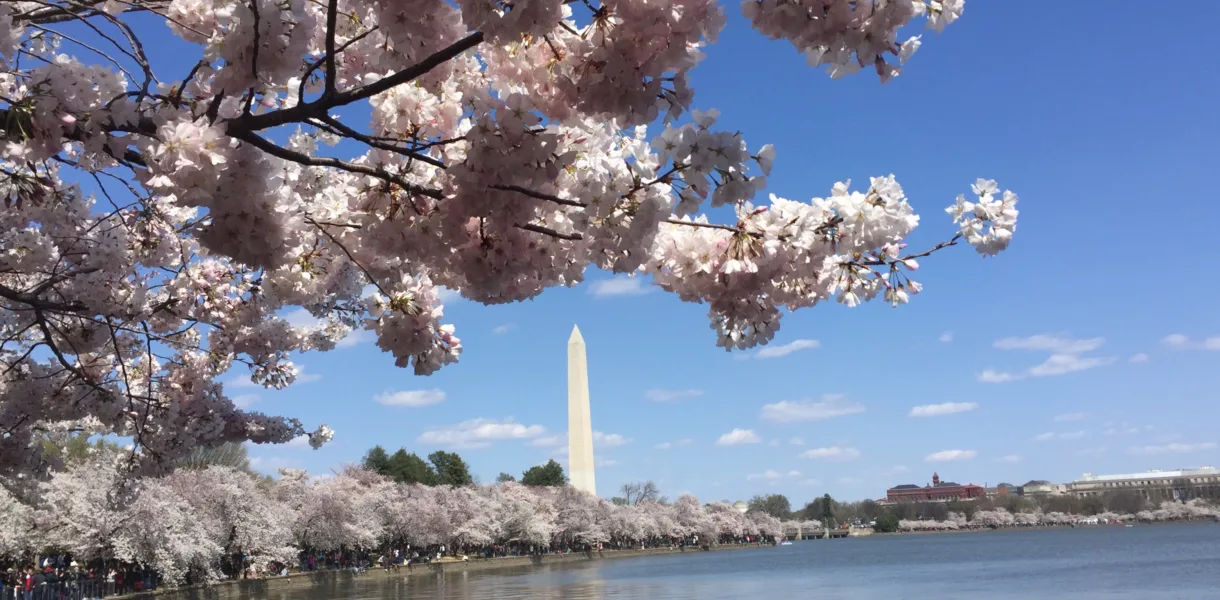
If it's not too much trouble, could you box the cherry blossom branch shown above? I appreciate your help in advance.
[491,184,586,207]
[312,115,446,169]
[517,223,583,240]
[234,131,444,199]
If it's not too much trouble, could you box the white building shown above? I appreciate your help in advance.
[1070,466,1220,499]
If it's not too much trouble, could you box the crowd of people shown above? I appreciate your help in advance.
[0,558,158,600]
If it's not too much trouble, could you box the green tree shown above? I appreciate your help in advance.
[496,472,517,483]
[39,432,123,467]
[428,450,474,486]
[521,459,566,487]
[873,514,900,533]
[363,445,391,476]
[610,497,629,506]
[174,442,251,472]
[386,449,438,485]
[747,494,792,519]
[821,493,834,524]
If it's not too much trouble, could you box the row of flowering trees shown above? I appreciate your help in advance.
[1,459,781,586]
[864,501,1220,532]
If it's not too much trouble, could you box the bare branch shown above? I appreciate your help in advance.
[323,0,339,97]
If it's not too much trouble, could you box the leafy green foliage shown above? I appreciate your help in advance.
[521,459,566,487]
[873,514,900,533]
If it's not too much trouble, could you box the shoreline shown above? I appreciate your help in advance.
[870,519,1218,538]
[120,543,772,600]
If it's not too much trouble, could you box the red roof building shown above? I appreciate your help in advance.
[886,472,986,502]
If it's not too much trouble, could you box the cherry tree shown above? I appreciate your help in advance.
[164,466,297,574]
[0,0,1017,475]
[0,483,31,557]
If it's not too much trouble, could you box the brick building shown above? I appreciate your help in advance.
[886,472,986,503]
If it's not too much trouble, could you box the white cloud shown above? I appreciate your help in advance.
[227,364,321,388]
[336,329,375,348]
[979,335,1115,383]
[751,339,819,359]
[1162,334,1220,350]
[798,478,822,486]
[1053,412,1087,422]
[908,402,978,418]
[284,435,312,449]
[231,394,259,409]
[417,418,546,449]
[533,431,630,449]
[655,439,693,450]
[595,458,618,468]
[890,465,910,473]
[593,431,631,447]
[1128,442,1216,455]
[998,454,1022,463]
[492,324,515,335]
[926,449,977,462]
[1075,447,1107,457]
[799,446,860,461]
[994,334,1106,354]
[768,439,780,447]
[715,429,761,446]
[939,332,954,343]
[1129,353,1149,364]
[1034,431,1088,441]
[838,476,864,484]
[746,469,802,481]
[1104,422,1150,436]
[1028,354,1116,377]
[374,389,446,408]
[281,309,373,348]
[436,287,462,304]
[530,435,565,447]
[645,389,704,402]
[760,394,865,423]
[977,369,1020,383]
[589,277,652,297]
[789,437,805,446]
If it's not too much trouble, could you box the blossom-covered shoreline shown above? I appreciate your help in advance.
[2,461,781,587]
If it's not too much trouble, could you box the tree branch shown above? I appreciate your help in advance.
[516,223,582,240]
[235,131,443,199]
[491,184,586,207]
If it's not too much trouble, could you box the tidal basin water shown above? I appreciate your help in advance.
[256,524,1220,600]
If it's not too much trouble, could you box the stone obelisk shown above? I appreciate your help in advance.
[567,325,597,496]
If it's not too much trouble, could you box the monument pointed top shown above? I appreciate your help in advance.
[569,325,584,344]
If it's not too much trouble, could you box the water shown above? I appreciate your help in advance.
[259,524,1220,599]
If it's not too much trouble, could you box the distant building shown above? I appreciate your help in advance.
[984,482,1023,498]
[732,501,748,514]
[1069,467,1220,500]
[1021,480,1066,497]
[886,472,986,503]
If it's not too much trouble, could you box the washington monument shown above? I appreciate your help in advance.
[567,325,596,496]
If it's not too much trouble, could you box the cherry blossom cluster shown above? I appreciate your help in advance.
[0,0,1015,477]
[10,459,781,584]
[743,0,963,82]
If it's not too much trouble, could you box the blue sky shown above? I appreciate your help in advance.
[52,2,1220,504]
[240,1,1220,503]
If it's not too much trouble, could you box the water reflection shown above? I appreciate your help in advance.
[257,525,1220,600]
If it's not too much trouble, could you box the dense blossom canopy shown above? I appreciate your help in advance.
[13,459,782,583]
[0,0,1017,477]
